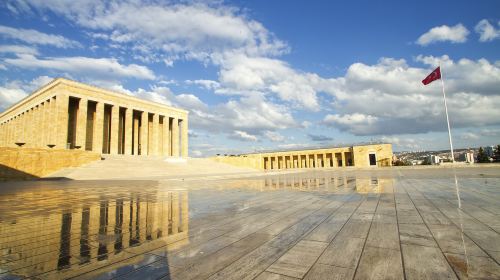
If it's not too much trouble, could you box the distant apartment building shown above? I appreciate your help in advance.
[459,152,474,163]
[427,155,441,165]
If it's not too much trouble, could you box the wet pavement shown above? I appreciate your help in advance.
[0,167,499,279]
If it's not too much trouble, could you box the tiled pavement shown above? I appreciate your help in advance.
[0,167,499,279]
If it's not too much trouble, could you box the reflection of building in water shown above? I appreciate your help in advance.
[221,175,393,194]
[0,191,188,278]
[355,178,393,193]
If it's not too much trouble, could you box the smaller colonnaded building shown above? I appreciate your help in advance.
[0,78,188,157]
[213,143,393,170]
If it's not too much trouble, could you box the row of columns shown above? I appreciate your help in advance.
[263,151,353,170]
[0,94,188,157]
[0,95,62,149]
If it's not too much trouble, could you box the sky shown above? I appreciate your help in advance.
[0,0,499,157]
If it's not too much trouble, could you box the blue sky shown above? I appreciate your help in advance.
[0,0,499,156]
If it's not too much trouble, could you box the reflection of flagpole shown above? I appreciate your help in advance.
[440,63,455,163]
[453,171,469,276]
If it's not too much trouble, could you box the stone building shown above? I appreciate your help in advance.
[0,78,188,157]
[213,143,393,170]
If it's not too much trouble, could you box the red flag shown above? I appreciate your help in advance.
[422,66,441,85]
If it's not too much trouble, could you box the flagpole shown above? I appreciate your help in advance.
[440,63,455,163]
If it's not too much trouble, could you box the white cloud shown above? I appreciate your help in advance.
[264,131,285,142]
[4,54,155,80]
[321,56,500,135]
[308,134,334,142]
[0,25,81,48]
[185,79,220,90]
[459,132,479,141]
[416,24,469,46]
[217,53,323,110]
[230,130,258,142]
[475,19,500,42]
[0,44,38,55]
[0,75,53,111]
[379,136,422,150]
[13,1,288,61]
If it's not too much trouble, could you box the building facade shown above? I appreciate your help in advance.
[0,78,188,157]
[213,143,393,170]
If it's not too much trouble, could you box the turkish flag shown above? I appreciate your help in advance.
[422,66,441,85]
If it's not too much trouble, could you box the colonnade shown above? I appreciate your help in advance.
[0,80,189,157]
[263,150,353,170]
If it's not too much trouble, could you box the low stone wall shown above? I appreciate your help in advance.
[211,155,262,170]
[0,147,101,180]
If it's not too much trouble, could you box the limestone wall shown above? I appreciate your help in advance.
[352,143,393,167]
[211,155,263,170]
[0,147,101,179]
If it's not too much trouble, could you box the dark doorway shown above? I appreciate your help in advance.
[369,154,377,166]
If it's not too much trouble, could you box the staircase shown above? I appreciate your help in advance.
[46,156,260,180]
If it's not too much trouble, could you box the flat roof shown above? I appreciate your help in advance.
[237,142,391,156]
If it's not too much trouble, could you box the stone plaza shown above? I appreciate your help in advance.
[0,166,499,279]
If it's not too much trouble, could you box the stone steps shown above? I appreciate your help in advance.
[46,156,260,180]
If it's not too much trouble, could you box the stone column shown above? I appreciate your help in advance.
[172,117,179,157]
[109,105,119,154]
[42,100,51,147]
[55,94,69,149]
[140,111,148,155]
[314,154,318,168]
[76,97,88,149]
[48,97,56,146]
[163,117,170,156]
[181,118,188,158]
[152,113,159,156]
[341,152,346,167]
[33,105,41,147]
[93,102,104,154]
[133,115,139,155]
[125,107,133,155]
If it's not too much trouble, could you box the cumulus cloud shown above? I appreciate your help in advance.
[217,53,324,110]
[416,24,469,46]
[230,130,258,142]
[264,131,285,142]
[308,134,334,142]
[0,76,53,110]
[379,136,422,150]
[11,1,287,61]
[475,19,500,42]
[321,56,500,135]
[4,54,155,80]
[0,25,81,48]
[0,44,38,55]
[185,79,220,90]
[459,132,479,141]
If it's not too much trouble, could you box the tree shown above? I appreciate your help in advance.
[393,159,411,166]
[476,147,489,163]
[494,145,500,162]
[421,157,431,165]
